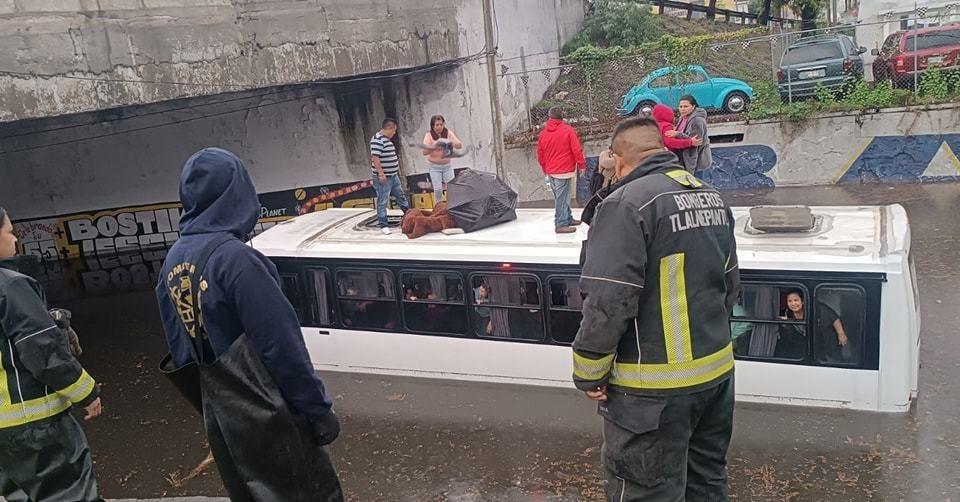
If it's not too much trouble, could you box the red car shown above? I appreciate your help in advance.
[872,24,960,88]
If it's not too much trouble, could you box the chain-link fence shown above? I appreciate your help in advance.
[499,34,780,137]
[500,7,960,141]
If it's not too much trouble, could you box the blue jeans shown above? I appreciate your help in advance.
[549,176,573,228]
[428,163,455,202]
[373,173,411,227]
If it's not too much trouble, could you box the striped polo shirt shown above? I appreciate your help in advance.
[370,132,400,176]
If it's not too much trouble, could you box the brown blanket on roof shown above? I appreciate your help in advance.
[401,202,459,239]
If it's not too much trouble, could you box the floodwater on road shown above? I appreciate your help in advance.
[49,183,960,500]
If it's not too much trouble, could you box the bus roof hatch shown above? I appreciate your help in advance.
[748,205,816,233]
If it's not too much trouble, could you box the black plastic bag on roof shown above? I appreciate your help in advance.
[445,169,518,233]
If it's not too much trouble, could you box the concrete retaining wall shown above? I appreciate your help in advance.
[506,104,960,201]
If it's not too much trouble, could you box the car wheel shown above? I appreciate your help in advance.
[635,101,656,116]
[723,91,749,114]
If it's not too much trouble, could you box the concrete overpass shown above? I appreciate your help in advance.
[0,0,472,123]
[0,1,585,287]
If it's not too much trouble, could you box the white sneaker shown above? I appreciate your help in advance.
[380,227,392,235]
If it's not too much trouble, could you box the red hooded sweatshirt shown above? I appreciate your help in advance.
[537,118,587,176]
[652,104,695,152]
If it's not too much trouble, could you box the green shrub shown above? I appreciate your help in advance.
[561,0,663,55]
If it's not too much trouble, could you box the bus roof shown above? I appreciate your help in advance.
[253,205,910,273]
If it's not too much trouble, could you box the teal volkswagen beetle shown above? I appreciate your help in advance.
[619,65,753,116]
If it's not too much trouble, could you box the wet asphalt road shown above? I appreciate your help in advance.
[56,183,960,501]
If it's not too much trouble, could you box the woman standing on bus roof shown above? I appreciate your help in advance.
[421,115,463,203]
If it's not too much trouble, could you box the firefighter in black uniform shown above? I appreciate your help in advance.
[573,118,741,501]
[0,207,104,502]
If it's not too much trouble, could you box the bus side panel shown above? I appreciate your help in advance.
[878,270,916,410]
[302,328,574,387]
[735,360,883,411]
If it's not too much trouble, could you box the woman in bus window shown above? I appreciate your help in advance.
[776,289,808,359]
[779,289,850,361]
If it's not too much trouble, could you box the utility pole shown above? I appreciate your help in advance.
[482,0,506,181]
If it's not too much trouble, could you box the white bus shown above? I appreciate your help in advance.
[252,205,920,413]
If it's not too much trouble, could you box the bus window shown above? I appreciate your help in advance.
[471,274,544,341]
[549,277,582,344]
[731,284,807,361]
[814,285,865,366]
[400,272,468,335]
[306,268,334,327]
[336,270,400,331]
[279,273,303,323]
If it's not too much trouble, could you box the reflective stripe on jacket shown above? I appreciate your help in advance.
[0,259,99,428]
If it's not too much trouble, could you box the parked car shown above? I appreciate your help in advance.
[778,34,866,101]
[872,24,960,88]
[619,65,753,116]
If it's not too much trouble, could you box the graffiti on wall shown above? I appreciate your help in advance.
[579,145,778,195]
[835,135,960,184]
[13,170,458,299]
[580,134,960,191]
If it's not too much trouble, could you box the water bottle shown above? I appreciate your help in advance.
[543,176,552,191]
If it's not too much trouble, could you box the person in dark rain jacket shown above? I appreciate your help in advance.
[0,206,104,502]
[155,148,342,501]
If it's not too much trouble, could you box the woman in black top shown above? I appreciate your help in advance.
[778,289,850,362]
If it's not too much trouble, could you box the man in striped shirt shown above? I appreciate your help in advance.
[370,118,411,235]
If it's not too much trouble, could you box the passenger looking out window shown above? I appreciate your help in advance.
[473,283,494,336]
[337,270,400,330]
[471,275,544,341]
[777,289,809,360]
[401,272,466,335]
[731,285,862,366]
[781,288,857,364]
[730,285,805,360]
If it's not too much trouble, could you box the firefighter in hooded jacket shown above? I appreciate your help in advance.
[573,118,741,502]
[0,207,104,502]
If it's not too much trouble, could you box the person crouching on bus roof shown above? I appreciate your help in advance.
[0,206,104,502]
[572,118,741,501]
[155,148,343,501]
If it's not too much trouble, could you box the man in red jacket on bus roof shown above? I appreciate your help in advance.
[537,107,586,234]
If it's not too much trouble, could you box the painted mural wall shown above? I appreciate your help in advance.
[545,104,960,202]
[12,172,452,301]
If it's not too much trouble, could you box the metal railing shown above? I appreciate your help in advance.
[648,0,797,27]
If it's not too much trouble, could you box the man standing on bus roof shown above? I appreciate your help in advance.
[370,117,411,235]
[537,107,586,234]
[572,117,741,501]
